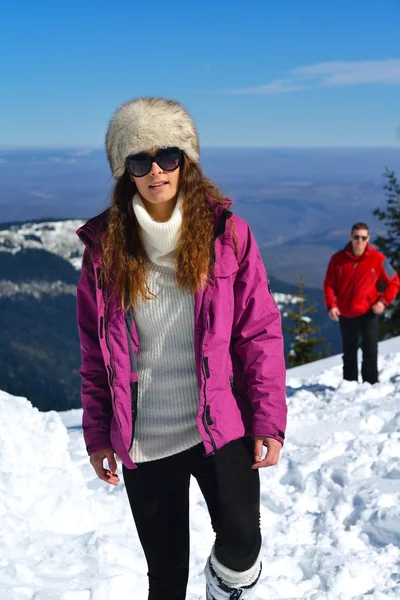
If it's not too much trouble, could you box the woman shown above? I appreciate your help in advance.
[76,97,287,600]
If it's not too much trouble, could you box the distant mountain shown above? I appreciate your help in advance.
[1,147,398,289]
[0,218,334,412]
[0,293,80,411]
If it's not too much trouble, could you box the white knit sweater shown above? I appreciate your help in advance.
[128,194,202,462]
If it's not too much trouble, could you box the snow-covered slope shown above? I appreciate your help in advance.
[0,219,85,270]
[0,339,399,599]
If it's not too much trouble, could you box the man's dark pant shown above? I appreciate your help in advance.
[339,311,379,383]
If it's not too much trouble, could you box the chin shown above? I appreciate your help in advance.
[149,192,177,203]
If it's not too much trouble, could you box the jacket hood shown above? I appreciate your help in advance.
[76,208,110,249]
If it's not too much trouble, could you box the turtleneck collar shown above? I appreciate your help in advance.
[132,193,183,268]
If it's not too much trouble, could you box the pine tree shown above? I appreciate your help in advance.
[284,276,325,367]
[372,168,400,338]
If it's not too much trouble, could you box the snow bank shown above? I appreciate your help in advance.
[0,340,399,599]
[0,393,96,598]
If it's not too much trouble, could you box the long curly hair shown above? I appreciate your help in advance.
[101,156,234,310]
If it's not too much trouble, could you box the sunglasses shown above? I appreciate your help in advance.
[352,235,368,241]
[125,147,183,178]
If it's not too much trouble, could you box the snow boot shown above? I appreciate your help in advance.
[205,553,261,600]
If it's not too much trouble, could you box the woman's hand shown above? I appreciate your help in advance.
[90,447,120,486]
[252,437,282,469]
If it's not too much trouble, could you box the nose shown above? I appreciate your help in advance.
[149,159,162,176]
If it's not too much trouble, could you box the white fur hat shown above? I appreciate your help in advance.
[105,97,200,178]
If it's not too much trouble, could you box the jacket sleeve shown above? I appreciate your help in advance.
[231,223,287,445]
[378,258,400,306]
[323,256,337,310]
[76,249,113,455]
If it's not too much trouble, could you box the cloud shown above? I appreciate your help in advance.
[67,149,93,157]
[48,157,77,164]
[236,79,309,95]
[30,190,58,199]
[229,58,400,95]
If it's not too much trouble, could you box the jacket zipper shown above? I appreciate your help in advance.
[202,357,217,453]
[129,382,137,449]
[350,262,358,306]
[126,309,138,449]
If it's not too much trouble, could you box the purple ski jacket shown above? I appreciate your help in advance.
[76,199,287,469]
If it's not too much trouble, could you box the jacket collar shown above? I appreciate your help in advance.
[344,242,376,260]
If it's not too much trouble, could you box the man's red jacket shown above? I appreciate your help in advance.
[323,243,400,318]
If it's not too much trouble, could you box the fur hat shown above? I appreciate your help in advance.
[105,97,200,178]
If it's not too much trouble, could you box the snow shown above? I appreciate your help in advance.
[0,281,76,298]
[1,342,399,599]
[273,293,303,309]
[0,220,85,270]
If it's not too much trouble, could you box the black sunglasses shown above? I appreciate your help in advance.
[125,147,183,178]
[352,235,368,241]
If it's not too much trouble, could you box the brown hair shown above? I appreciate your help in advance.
[101,157,234,310]
[351,222,369,234]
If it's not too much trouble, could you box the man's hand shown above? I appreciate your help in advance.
[90,447,120,486]
[328,307,340,321]
[372,301,385,315]
[252,437,282,469]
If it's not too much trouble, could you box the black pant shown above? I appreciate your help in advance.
[122,437,261,600]
[339,312,379,384]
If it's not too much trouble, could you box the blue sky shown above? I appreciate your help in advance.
[1,0,399,148]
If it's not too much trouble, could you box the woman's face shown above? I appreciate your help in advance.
[131,148,180,207]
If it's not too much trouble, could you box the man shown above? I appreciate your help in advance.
[323,222,400,384]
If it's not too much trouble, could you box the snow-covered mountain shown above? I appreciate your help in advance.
[0,219,84,270]
[1,339,399,600]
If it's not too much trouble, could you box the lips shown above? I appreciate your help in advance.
[149,181,168,189]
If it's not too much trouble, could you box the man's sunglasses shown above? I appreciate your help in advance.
[125,147,183,178]
[352,235,368,241]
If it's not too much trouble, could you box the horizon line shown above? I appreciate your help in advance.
[0,145,399,152]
